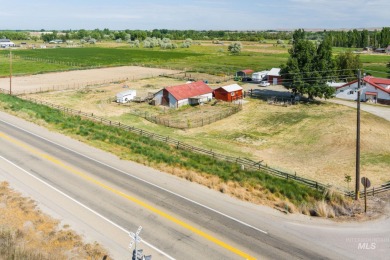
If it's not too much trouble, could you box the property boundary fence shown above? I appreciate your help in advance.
[9,78,131,95]
[15,96,337,193]
[347,182,390,197]
[2,94,388,196]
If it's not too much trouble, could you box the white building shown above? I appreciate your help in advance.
[0,39,15,48]
[335,76,390,105]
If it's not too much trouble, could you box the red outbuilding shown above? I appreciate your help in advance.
[213,84,243,102]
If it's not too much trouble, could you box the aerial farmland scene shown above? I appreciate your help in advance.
[0,1,389,259]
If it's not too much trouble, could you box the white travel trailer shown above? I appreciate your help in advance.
[116,89,136,103]
[251,71,269,82]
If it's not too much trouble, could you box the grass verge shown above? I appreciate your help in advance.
[0,182,109,259]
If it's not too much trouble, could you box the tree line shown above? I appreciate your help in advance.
[1,28,389,47]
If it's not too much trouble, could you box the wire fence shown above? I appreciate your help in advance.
[9,78,130,95]
[2,93,389,197]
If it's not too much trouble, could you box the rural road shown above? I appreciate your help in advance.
[0,111,389,259]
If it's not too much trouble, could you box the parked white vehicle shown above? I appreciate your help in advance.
[259,81,270,87]
[116,89,136,103]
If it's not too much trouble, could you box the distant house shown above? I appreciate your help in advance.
[335,76,390,105]
[235,69,254,81]
[154,81,213,108]
[0,39,15,48]
[267,68,282,85]
[213,84,243,102]
[374,46,390,53]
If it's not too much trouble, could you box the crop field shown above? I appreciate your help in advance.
[1,41,388,77]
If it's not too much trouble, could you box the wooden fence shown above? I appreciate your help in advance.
[130,105,242,129]
[3,93,389,196]
[347,182,390,197]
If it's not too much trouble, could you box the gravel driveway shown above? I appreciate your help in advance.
[328,99,390,122]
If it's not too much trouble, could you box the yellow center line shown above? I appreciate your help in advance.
[0,131,256,260]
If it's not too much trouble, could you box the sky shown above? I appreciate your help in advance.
[1,0,389,31]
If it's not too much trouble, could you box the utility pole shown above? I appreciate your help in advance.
[355,69,361,200]
[9,50,12,95]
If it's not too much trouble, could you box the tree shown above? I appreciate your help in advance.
[280,29,335,99]
[228,42,242,55]
[334,51,362,81]
[387,61,390,78]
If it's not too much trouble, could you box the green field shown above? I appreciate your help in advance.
[1,42,388,77]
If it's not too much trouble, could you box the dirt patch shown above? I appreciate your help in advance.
[0,66,180,95]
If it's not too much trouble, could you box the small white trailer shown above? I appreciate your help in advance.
[116,89,136,103]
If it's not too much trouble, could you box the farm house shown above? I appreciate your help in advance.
[213,84,243,102]
[153,81,213,108]
[335,76,390,105]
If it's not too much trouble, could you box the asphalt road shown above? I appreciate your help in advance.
[0,111,389,259]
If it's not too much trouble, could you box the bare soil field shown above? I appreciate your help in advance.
[0,66,180,94]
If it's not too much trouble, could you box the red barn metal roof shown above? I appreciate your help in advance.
[239,69,254,74]
[337,76,390,94]
[165,81,213,101]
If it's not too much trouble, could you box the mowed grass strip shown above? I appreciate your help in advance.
[0,93,323,206]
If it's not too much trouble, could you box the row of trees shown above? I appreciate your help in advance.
[281,29,362,99]
[2,28,389,47]
[324,27,390,48]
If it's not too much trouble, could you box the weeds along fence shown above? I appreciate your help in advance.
[17,96,340,193]
[129,105,242,129]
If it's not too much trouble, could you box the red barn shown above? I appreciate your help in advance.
[213,84,243,102]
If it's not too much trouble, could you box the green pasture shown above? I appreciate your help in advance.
[0,43,388,78]
[0,45,288,77]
